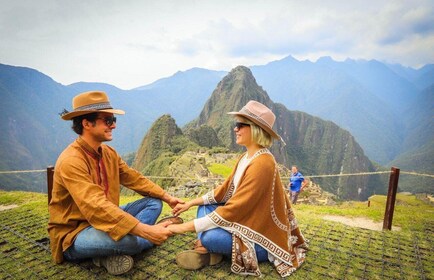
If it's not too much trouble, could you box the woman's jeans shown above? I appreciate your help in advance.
[64,197,162,261]
[197,204,269,262]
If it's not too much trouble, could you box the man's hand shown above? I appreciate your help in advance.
[130,221,173,245]
[162,192,185,209]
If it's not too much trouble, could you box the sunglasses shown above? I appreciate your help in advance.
[96,116,117,126]
[234,122,250,129]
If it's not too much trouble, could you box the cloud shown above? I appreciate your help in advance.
[173,10,355,59]
[168,0,434,68]
[0,0,433,88]
[374,2,434,45]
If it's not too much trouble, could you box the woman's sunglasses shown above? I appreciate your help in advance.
[96,116,117,126]
[234,122,250,129]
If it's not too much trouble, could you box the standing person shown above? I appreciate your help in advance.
[167,100,308,277]
[289,165,305,205]
[48,91,183,275]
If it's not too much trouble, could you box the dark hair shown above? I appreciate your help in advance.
[71,113,98,135]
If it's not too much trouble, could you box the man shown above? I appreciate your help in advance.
[48,91,183,275]
[288,165,305,204]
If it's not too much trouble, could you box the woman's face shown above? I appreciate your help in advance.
[234,121,252,147]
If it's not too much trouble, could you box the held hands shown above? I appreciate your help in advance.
[172,196,203,216]
[167,220,195,234]
[167,223,186,234]
[130,221,173,246]
[162,192,185,209]
[172,201,191,216]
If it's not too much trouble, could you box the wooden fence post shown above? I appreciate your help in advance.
[47,166,54,205]
[383,167,400,230]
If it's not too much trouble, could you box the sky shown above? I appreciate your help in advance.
[1,0,433,89]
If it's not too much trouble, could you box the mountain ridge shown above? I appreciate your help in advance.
[175,66,381,199]
[0,57,432,194]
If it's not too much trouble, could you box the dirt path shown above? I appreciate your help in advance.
[323,215,401,231]
[0,205,18,211]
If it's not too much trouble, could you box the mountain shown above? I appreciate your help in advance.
[249,56,430,165]
[0,64,76,191]
[387,63,434,90]
[401,85,434,152]
[332,58,419,112]
[131,114,200,188]
[184,66,383,200]
[133,68,226,125]
[389,85,434,193]
[1,59,432,195]
[133,114,184,172]
[0,64,74,170]
[0,64,222,192]
[64,68,226,153]
[188,65,270,150]
[185,125,222,148]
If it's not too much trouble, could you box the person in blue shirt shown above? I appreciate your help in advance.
[289,165,305,204]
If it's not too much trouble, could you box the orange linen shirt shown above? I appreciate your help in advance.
[48,137,165,263]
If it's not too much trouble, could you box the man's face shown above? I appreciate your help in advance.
[292,166,298,174]
[89,113,117,142]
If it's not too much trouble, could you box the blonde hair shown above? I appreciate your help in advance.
[237,116,273,148]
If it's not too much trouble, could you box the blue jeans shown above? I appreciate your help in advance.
[197,204,269,262]
[64,197,162,261]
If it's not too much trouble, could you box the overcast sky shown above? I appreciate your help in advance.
[1,0,433,89]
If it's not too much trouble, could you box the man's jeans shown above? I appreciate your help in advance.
[64,197,162,261]
[197,204,268,262]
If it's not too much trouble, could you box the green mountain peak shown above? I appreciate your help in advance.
[132,114,183,172]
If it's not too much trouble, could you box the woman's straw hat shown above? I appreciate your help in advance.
[227,100,280,139]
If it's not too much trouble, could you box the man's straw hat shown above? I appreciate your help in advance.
[61,91,125,120]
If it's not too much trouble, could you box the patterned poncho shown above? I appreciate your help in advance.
[204,149,308,277]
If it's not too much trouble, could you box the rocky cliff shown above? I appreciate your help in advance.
[186,66,383,199]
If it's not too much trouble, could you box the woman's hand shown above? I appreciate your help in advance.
[172,196,204,216]
[168,221,195,234]
[172,202,191,216]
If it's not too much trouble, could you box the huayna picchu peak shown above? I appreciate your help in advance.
[135,66,383,200]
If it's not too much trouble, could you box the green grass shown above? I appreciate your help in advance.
[0,190,46,205]
[207,157,237,178]
[1,190,433,279]
[208,163,233,177]
[2,191,432,233]
[294,193,433,232]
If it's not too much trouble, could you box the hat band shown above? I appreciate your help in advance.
[241,107,273,130]
[75,102,113,111]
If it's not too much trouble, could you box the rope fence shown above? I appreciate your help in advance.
[281,171,393,179]
[0,169,46,174]
[1,169,433,178]
[400,171,434,178]
[2,166,432,233]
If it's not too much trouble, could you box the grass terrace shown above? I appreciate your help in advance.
[0,191,433,279]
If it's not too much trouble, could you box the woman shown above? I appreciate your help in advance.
[168,100,308,277]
